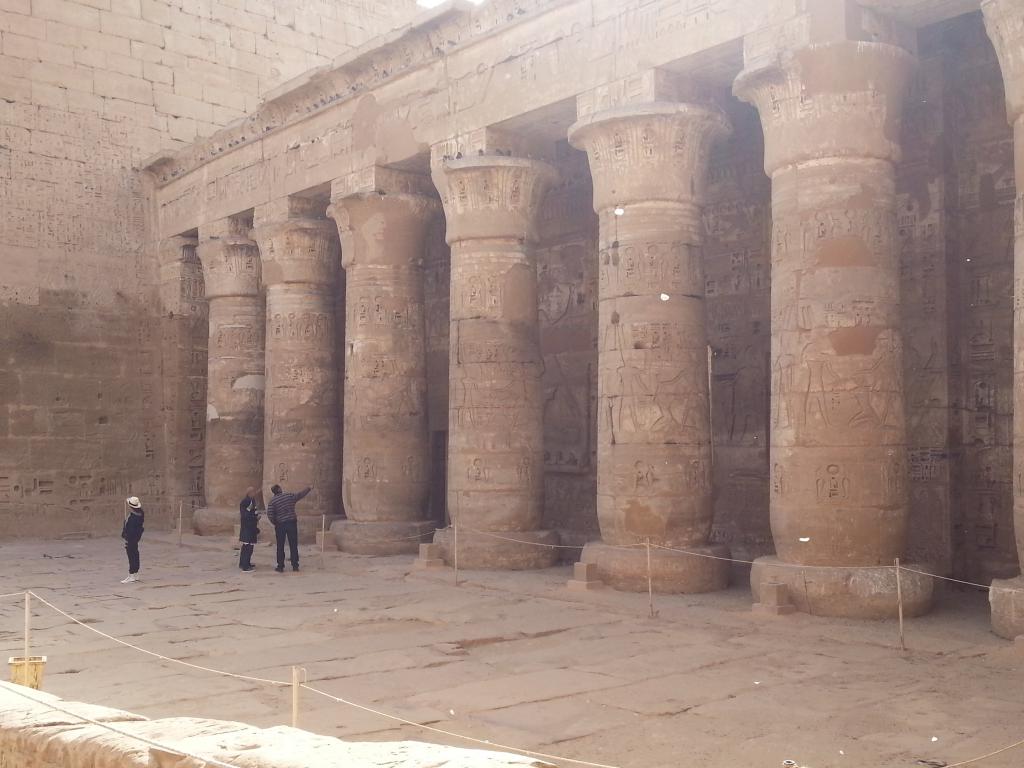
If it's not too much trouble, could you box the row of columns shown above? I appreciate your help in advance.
[182,1,1024,627]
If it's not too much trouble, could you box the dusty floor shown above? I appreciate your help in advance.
[0,533,1021,768]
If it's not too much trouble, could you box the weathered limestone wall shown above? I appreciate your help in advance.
[0,681,552,767]
[0,0,417,536]
[942,12,1019,583]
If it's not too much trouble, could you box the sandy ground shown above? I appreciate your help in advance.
[0,532,1021,768]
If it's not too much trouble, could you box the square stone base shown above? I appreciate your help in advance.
[432,527,560,570]
[990,576,1024,639]
[580,541,730,594]
[331,520,435,556]
[751,556,934,619]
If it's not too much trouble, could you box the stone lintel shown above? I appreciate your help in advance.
[330,165,438,202]
[430,126,551,170]
[733,40,916,175]
[982,0,1024,123]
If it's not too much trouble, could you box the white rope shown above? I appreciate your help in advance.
[0,682,240,768]
[0,591,28,601]
[943,734,1024,767]
[29,591,289,687]
[300,682,621,768]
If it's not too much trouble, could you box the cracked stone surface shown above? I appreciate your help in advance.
[0,535,1021,768]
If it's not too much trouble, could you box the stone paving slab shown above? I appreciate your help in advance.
[0,534,1021,768]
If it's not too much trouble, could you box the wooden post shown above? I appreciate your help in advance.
[177,502,183,546]
[291,666,300,728]
[23,592,30,667]
[453,520,459,587]
[645,538,656,619]
[320,514,326,568]
[895,558,906,652]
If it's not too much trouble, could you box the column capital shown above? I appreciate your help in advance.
[252,197,338,287]
[733,41,915,175]
[982,0,1024,123]
[430,154,556,245]
[197,218,260,300]
[568,101,729,211]
[327,167,440,270]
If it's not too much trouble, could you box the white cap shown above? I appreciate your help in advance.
[126,496,141,509]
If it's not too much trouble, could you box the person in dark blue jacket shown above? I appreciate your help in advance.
[120,496,145,584]
[238,487,260,572]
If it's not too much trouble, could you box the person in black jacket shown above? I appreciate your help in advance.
[238,487,260,572]
[120,496,145,583]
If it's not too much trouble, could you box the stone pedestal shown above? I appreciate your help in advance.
[327,168,438,555]
[983,0,1024,638]
[193,217,265,536]
[430,151,559,569]
[568,79,731,593]
[253,198,341,522]
[735,42,928,618]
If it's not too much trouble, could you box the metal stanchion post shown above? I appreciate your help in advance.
[895,558,906,652]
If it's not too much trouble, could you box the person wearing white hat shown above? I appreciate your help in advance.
[121,496,145,583]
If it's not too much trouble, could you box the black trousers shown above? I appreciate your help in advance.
[125,541,140,574]
[275,521,299,569]
[239,543,254,569]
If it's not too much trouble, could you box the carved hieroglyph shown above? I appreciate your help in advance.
[253,198,341,522]
[569,95,731,591]
[431,153,560,568]
[196,218,265,519]
[735,42,915,571]
[327,168,438,553]
[981,0,1024,637]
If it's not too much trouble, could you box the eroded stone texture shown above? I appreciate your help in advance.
[568,73,731,593]
[982,0,1024,638]
[253,197,341,536]
[192,217,265,536]
[430,147,560,569]
[735,41,932,617]
[328,167,438,555]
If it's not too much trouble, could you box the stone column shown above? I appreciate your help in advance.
[735,41,934,618]
[326,167,438,555]
[192,218,265,535]
[430,143,560,569]
[568,74,731,592]
[253,197,342,542]
[983,0,1024,638]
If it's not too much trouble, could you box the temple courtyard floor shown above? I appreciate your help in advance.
[0,533,1021,768]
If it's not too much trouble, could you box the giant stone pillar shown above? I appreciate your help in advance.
[983,0,1024,638]
[568,76,732,592]
[735,41,934,618]
[192,218,265,536]
[327,167,438,554]
[430,146,560,568]
[253,198,342,542]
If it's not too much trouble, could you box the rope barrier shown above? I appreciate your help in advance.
[943,735,1024,767]
[0,590,28,601]
[299,682,621,768]
[0,681,241,768]
[28,591,290,687]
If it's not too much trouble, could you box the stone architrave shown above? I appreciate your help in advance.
[982,0,1024,639]
[734,41,934,618]
[326,167,439,555]
[429,146,560,569]
[568,75,732,593]
[191,218,265,536]
[252,197,342,542]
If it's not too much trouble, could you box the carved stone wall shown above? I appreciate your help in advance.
[0,0,416,536]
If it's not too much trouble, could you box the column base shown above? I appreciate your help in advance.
[433,527,560,570]
[990,576,1024,639]
[192,507,237,536]
[331,520,435,556]
[295,515,342,545]
[580,541,730,594]
[750,556,934,619]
